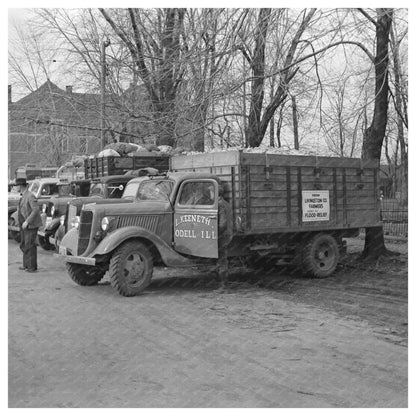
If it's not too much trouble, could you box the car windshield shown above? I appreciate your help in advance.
[137,180,173,201]
[89,183,105,197]
[107,183,125,199]
[29,181,40,195]
[58,184,72,197]
[9,185,20,193]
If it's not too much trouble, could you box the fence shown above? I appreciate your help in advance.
[381,198,408,238]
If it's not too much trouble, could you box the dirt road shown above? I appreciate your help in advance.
[8,238,407,407]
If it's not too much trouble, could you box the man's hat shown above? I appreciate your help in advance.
[15,177,27,186]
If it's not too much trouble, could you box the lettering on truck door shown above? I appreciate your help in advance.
[174,180,219,258]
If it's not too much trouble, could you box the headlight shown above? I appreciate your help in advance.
[101,217,110,231]
[71,216,80,229]
[59,215,65,226]
[51,205,56,216]
[42,204,47,213]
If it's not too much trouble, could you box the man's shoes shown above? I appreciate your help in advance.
[18,266,26,270]
[25,269,37,273]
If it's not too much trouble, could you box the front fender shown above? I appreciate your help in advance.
[10,210,19,222]
[60,227,79,254]
[91,226,196,267]
[45,218,61,233]
[92,226,167,256]
[8,207,17,217]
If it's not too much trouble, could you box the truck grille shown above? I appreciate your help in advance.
[116,215,161,233]
[77,211,93,255]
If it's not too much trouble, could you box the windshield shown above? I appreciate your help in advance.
[107,183,125,199]
[29,181,40,195]
[89,183,105,197]
[136,180,173,202]
[58,184,72,197]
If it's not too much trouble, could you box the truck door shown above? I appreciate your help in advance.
[174,179,219,258]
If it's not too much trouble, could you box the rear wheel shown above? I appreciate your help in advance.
[109,241,153,297]
[67,263,106,286]
[301,233,340,278]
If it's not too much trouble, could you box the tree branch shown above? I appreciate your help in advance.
[358,8,378,27]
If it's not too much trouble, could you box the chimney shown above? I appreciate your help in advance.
[66,85,73,94]
[8,85,11,104]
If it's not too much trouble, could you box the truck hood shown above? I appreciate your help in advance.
[71,196,132,207]
[84,200,171,216]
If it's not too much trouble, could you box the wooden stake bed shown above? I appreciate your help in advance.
[84,153,170,179]
[171,150,381,235]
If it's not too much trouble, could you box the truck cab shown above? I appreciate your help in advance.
[58,172,223,296]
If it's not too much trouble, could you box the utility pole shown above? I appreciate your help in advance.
[292,95,299,150]
[101,38,111,150]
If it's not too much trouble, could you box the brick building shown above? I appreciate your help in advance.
[8,80,106,179]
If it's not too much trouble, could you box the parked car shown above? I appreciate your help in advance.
[8,177,60,242]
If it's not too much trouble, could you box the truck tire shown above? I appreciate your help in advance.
[37,235,55,251]
[109,241,153,297]
[67,263,106,286]
[301,233,339,278]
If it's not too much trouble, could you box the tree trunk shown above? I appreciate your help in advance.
[361,8,393,258]
[245,8,271,147]
[391,26,408,204]
[245,9,315,148]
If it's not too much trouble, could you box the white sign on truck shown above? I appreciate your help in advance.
[302,190,330,222]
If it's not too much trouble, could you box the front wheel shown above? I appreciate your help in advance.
[301,233,340,278]
[109,241,153,297]
[37,235,55,251]
[67,263,106,286]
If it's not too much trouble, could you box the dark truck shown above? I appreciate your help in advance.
[38,175,135,251]
[37,153,170,250]
[37,178,91,250]
[57,150,381,297]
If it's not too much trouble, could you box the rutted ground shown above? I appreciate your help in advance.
[8,237,407,407]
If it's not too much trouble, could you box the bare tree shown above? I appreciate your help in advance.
[242,9,316,147]
[359,8,394,258]
[99,8,186,147]
[390,17,408,204]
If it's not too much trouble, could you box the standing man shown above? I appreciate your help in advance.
[217,184,233,289]
[16,178,42,273]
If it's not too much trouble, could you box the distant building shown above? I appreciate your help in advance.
[8,81,159,179]
[8,80,103,179]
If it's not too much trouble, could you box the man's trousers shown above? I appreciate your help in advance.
[19,227,38,271]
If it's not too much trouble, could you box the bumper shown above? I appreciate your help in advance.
[55,244,96,265]
[54,252,96,266]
